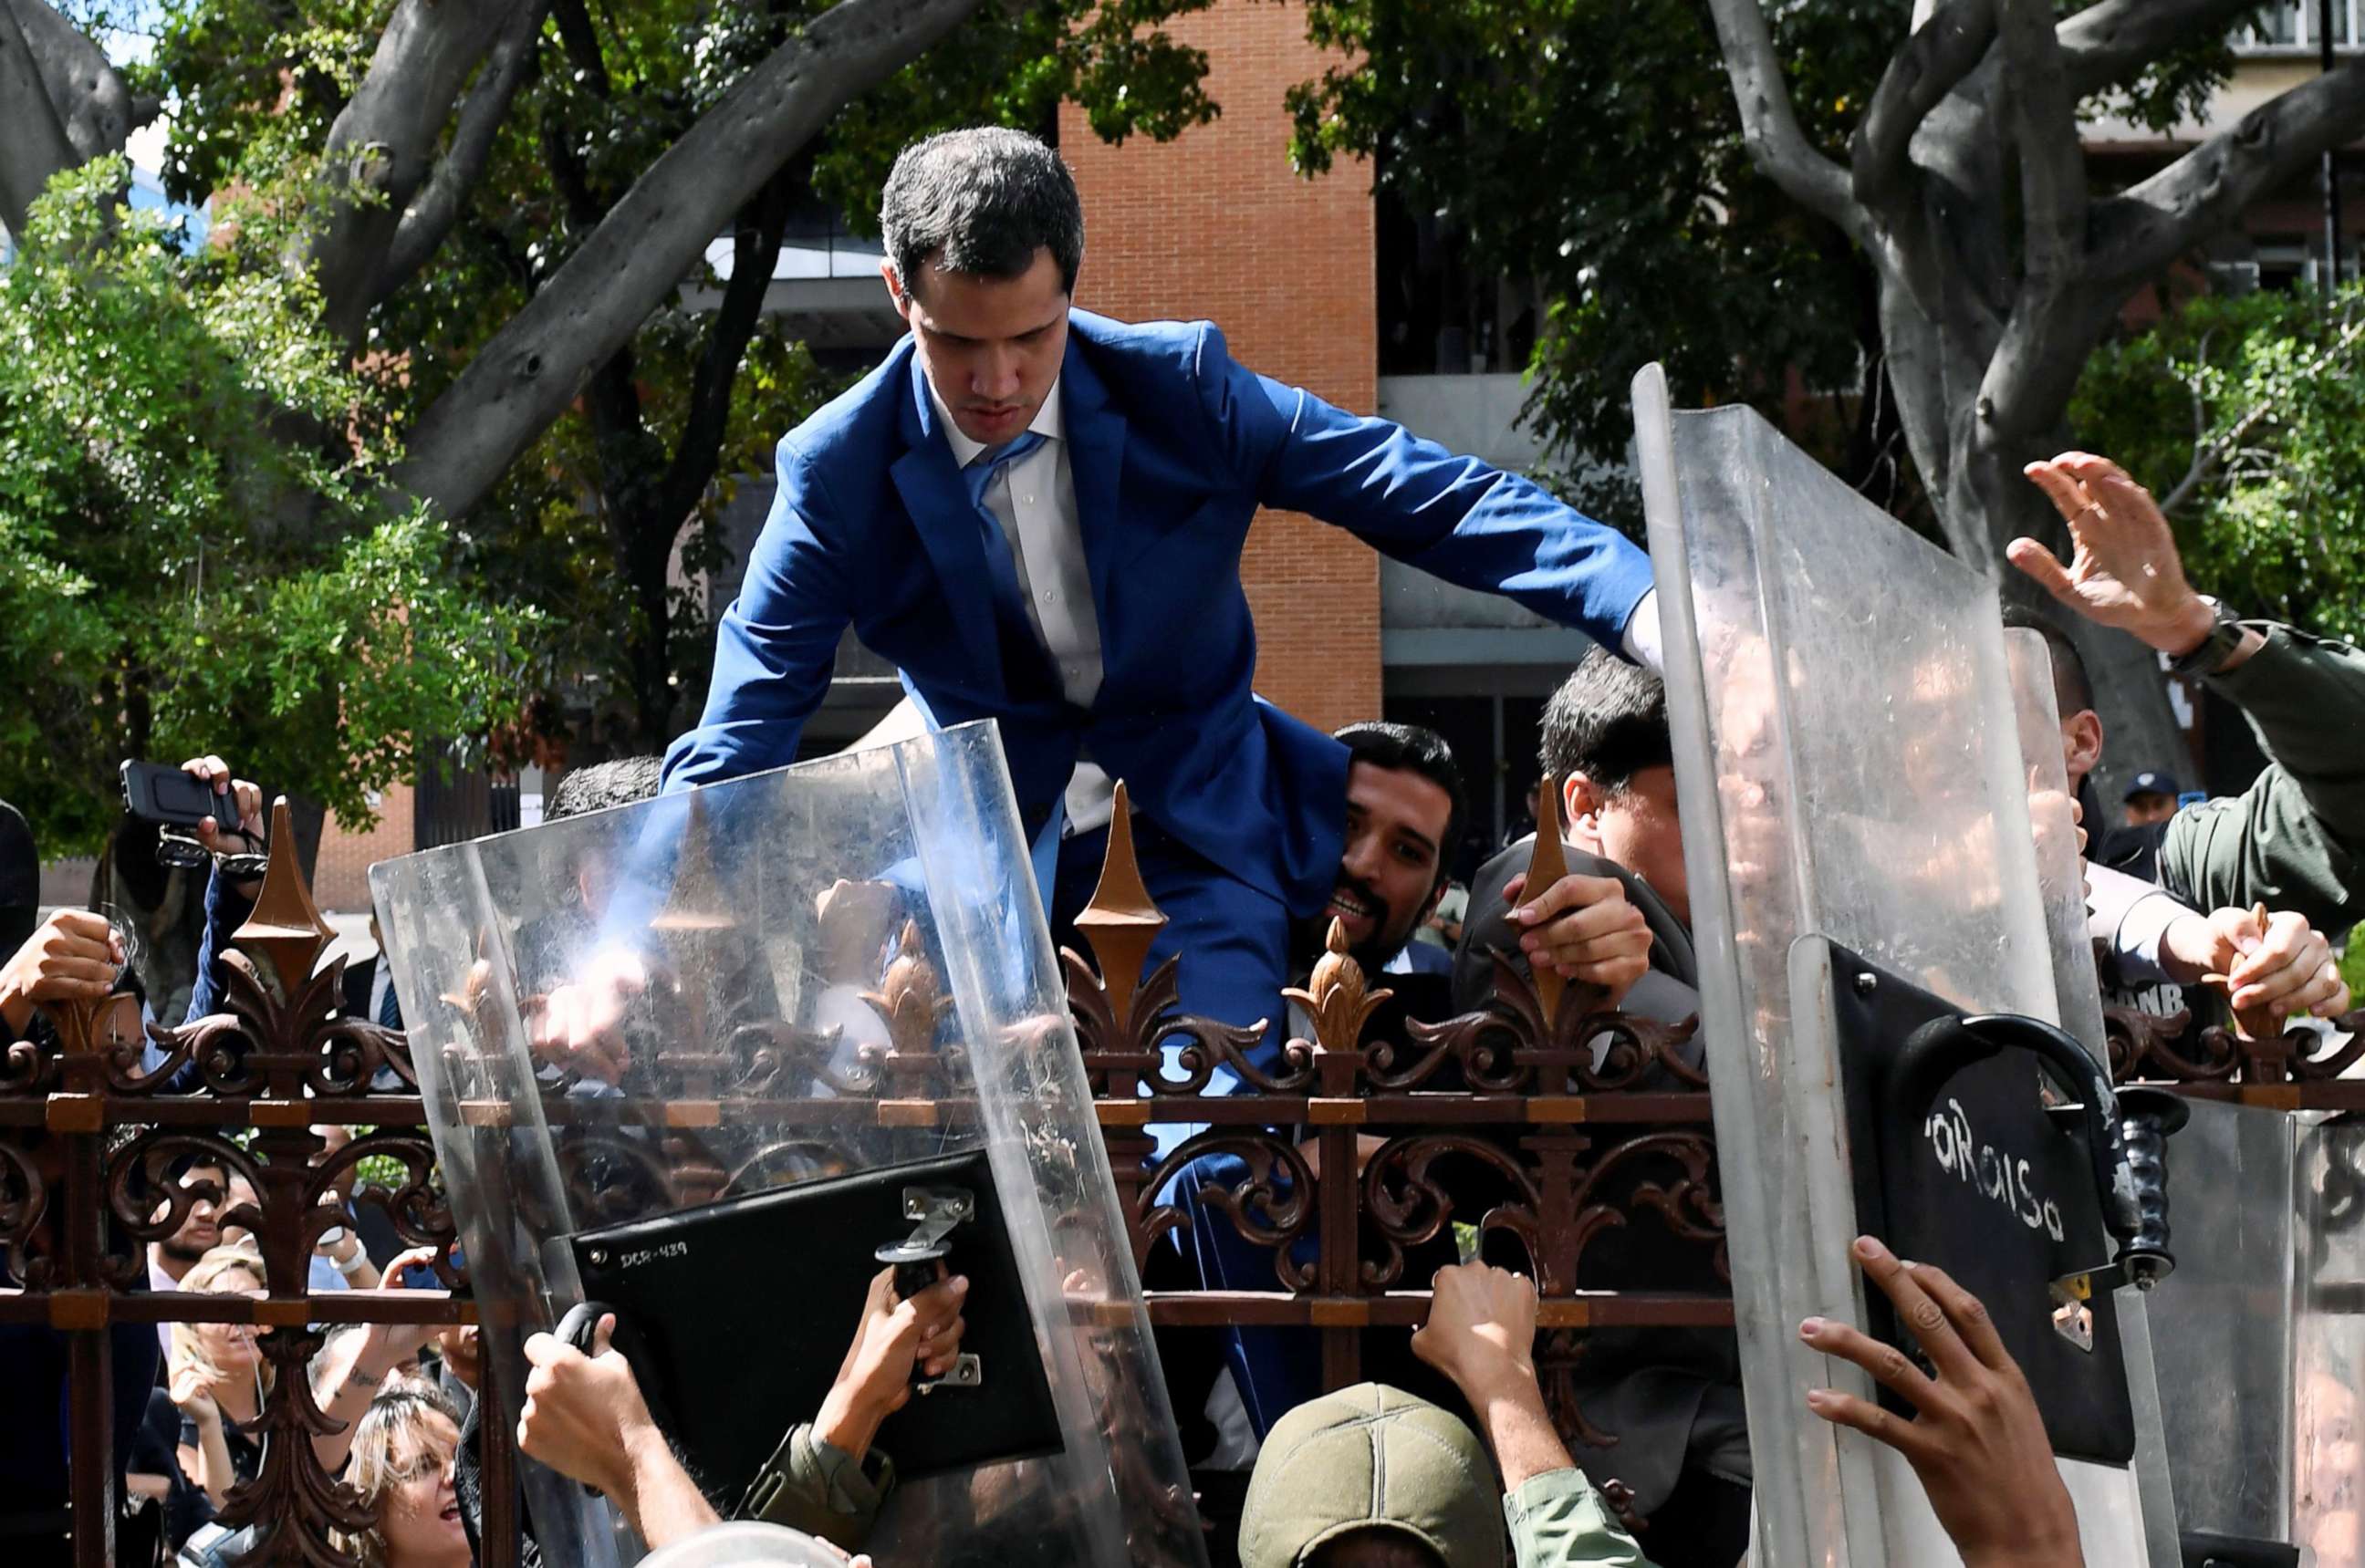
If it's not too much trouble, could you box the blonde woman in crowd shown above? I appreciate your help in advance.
[167,1241,269,1509]
[329,1380,474,1568]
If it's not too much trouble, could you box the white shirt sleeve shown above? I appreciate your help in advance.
[1620,589,1663,673]
[2086,861,2193,986]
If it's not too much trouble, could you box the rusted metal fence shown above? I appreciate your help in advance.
[3,801,2356,1563]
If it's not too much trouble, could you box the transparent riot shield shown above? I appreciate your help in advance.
[1631,365,2177,1568]
[370,722,1205,1568]
[2145,1102,2365,1560]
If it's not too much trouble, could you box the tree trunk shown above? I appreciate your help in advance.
[1881,272,2187,799]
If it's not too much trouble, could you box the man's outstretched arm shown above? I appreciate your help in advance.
[662,439,857,792]
[1188,324,1660,668]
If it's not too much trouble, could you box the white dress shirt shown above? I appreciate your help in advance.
[929,375,1116,834]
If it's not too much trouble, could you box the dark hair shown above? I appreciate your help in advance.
[547,758,663,823]
[2001,607,2095,719]
[880,129,1084,297]
[1333,721,1466,886]
[1540,649,1671,794]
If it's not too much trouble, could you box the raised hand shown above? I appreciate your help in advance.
[1801,1236,2083,1568]
[0,909,123,1033]
[2010,453,2214,658]
[178,755,265,857]
[813,1266,970,1461]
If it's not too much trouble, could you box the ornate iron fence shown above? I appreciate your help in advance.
[3,797,2356,1563]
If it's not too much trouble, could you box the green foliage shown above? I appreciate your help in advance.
[2072,284,2365,643]
[0,158,536,855]
[1287,0,1904,474]
[1284,0,2258,482]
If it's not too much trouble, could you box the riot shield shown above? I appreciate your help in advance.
[370,722,1205,1567]
[2145,1102,2365,1560]
[1631,365,2178,1567]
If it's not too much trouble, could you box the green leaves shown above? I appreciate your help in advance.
[0,156,534,856]
[1283,0,2263,497]
[2073,284,2365,643]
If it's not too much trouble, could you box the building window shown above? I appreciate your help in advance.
[2238,1,2360,53]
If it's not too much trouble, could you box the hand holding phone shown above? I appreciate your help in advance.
[121,758,266,867]
[120,761,234,830]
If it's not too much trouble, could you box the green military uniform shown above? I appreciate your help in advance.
[740,1423,894,1552]
[2157,623,2364,942]
[1503,1469,1657,1568]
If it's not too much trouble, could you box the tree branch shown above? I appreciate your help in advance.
[311,0,526,340]
[1999,0,2085,286]
[2058,0,2265,102]
[10,0,138,161]
[2162,308,2365,514]
[0,0,78,236]
[396,0,986,523]
[2089,57,2365,286]
[656,173,797,527]
[1849,0,1996,212]
[377,0,551,305]
[549,0,613,99]
[1701,0,1866,244]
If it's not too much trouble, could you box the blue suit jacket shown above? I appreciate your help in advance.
[662,310,1652,914]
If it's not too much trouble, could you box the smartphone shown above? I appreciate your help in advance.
[120,761,230,829]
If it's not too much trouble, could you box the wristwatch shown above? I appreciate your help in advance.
[2167,597,2248,678]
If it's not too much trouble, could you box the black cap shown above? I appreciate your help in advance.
[2123,771,2181,801]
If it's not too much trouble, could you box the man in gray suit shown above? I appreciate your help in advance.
[1453,649,1745,1568]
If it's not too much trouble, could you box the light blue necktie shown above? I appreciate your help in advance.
[962,431,1048,664]
[960,431,1068,901]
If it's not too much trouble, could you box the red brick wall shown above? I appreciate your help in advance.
[1059,3,1380,732]
[312,782,412,913]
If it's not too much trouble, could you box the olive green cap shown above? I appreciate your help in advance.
[1236,1383,1505,1568]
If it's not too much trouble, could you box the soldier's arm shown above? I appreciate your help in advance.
[741,1425,895,1552]
[2160,624,2365,939]
[2013,452,2364,937]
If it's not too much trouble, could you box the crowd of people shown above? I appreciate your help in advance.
[0,123,2356,1568]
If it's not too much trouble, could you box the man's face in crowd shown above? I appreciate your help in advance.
[886,247,1069,448]
[1308,1526,1443,1567]
[159,1163,226,1265]
[1568,764,1690,929]
[1328,761,1452,970]
[2124,790,2175,827]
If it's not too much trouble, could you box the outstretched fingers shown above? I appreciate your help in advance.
[1805,1386,1936,1462]
[1852,1235,1979,1381]
[1799,1314,1938,1407]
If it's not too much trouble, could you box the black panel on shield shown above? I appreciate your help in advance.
[1828,944,2137,1465]
[569,1147,1065,1502]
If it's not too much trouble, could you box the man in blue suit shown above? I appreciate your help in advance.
[662,127,1661,1442]
[667,127,1658,1053]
